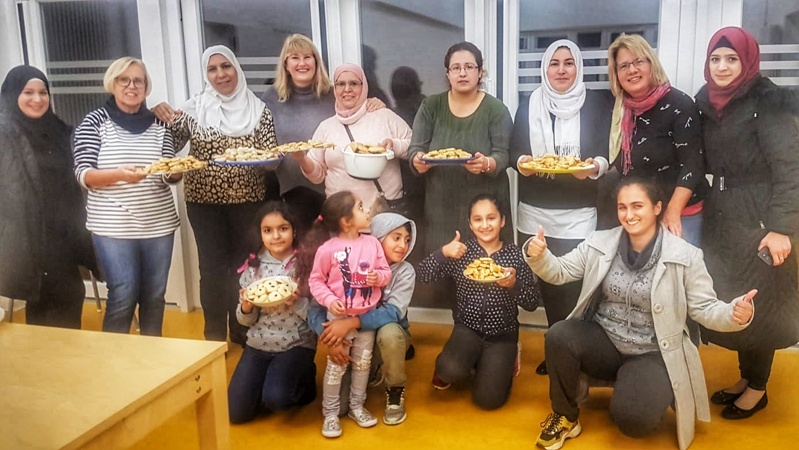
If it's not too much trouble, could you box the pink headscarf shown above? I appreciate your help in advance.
[333,64,369,124]
[704,26,761,118]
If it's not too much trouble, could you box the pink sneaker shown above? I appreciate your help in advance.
[432,372,451,390]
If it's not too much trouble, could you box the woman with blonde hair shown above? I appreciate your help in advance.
[73,57,180,335]
[601,34,706,246]
[262,34,385,228]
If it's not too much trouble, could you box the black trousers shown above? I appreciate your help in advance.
[738,349,775,390]
[187,201,262,344]
[435,324,518,410]
[519,232,582,325]
[547,319,674,438]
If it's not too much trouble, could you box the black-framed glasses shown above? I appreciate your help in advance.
[116,76,146,89]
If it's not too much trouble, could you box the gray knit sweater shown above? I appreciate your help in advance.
[261,86,334,195]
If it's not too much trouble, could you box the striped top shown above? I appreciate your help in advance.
[73,108,180,239]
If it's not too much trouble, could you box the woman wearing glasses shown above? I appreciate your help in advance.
[294,63,411,209]
[409,42,514,255]
[601,34,706,247]
[73,57,180,335]
[151,45,277,346]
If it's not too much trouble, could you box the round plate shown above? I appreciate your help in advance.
[463,269,512,284]
[518,163,595,174]
[420,156,475,165]
[214,155,283,167]
[246,276,297,307]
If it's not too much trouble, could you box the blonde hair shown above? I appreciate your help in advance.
[102,57,152,96]
[274,34,331,102]
[607,34,669,98]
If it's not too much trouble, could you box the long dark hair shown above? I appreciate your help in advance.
[243,201,301,269]
[294,191,358,290]
[614,176,665,219]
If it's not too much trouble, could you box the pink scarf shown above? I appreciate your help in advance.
[620,83,671,175]
[333,64,369,125]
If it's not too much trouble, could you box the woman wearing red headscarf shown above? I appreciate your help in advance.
[696,26,799,420]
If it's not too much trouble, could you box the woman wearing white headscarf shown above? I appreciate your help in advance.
[509,39,613,375]
[153,45,277,345]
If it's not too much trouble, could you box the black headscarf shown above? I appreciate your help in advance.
[1,65,70,149]
[104,95,155,134]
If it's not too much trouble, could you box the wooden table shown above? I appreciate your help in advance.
[0,323,229,449]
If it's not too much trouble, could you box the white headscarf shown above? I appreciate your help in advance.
[182,45,265,137]
[528,39,586,157]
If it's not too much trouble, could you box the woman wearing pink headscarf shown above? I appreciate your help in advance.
[295,64,411,208]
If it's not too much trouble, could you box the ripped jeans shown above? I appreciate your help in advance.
[322,329,376,417]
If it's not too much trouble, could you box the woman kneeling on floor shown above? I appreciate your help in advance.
[524,177,755,450]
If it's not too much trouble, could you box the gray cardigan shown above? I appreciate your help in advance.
[525,226,751,450]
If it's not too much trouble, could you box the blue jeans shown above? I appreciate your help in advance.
[228,345,317,424]
[93,233,175,336]
[681,211,703,248]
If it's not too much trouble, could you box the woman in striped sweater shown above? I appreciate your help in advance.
[73,57,180,336]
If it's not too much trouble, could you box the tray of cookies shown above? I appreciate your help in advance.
[243,276,298,307]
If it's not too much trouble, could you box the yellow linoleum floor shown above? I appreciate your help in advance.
[12,304,799,449]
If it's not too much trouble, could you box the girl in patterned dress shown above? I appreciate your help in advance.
[418,193,541,409]
[227,201,317,424]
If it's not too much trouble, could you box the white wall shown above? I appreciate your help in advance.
[0,1,24,79]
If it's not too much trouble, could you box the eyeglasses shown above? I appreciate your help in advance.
[334,81,363,90]
[448,63,479,73]
[116,76,146,89]
[616,58,650,73]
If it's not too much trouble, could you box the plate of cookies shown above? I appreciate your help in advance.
[420,148,475,165]
[213,147,283,167]
[137,155,207,174]
[518,154,594,174]
[243,276,298,307]
[463,257,511,283]
[274,140,336,154]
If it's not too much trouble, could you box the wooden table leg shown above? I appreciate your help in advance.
[196,356,230,450]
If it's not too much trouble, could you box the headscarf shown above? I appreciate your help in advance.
[704,26,761,117]
[333,64,369,125]
[0,65,69,151]
[182,45,265,136]
[528,39,586,157]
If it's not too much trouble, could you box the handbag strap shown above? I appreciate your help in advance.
[343,123,386,196]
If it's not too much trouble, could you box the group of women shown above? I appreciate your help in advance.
[0,25,797,449]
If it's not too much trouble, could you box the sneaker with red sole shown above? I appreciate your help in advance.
[432,372,451,390]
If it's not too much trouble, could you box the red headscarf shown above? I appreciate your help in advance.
[704,26,761,117]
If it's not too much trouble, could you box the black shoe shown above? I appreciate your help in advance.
[405,344,415,360]
[710,389,743,405]
[536,360,548,376]
[721,392,768,420]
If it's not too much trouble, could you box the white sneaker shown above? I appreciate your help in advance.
[348,407,378,428]
[322,415,342,438]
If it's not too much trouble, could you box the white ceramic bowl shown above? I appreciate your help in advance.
[342,147,395,180]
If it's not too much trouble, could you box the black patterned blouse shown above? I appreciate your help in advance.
[171,109,277,204]
[614,88,706,205]
[418,239,541,337]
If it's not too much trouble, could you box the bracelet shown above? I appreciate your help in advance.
[483,158,491,173]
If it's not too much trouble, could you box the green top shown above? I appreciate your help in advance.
[408,91,513,253]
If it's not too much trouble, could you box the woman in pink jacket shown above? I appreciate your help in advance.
[294,64,412,210]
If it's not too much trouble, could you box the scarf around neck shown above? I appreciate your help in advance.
[104,96,155,134]
[528,39,586,157]
[618,225,662,272]
[610,83,671,174]
[704,26,761,118]
[182,45,265,136]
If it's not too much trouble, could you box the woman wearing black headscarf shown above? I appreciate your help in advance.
[0,65,96,328]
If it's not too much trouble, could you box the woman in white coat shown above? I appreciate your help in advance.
[524,177,755,450]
